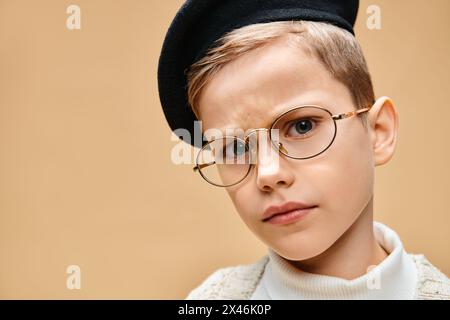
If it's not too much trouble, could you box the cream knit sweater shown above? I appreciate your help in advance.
[186,222,450,300]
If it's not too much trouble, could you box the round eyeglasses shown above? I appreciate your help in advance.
[193,104,372,187]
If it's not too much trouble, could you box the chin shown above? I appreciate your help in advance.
[270,234,336,261]
[276,247,327,262]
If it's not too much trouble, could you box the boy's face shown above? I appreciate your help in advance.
[197,35,375,260]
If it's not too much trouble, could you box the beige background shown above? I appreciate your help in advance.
[0,0,449,299]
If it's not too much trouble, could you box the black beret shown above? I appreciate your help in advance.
[157,0,360,148]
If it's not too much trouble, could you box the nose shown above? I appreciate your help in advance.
[250,130,295,192]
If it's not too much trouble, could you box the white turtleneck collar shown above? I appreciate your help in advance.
[251,221,418,300]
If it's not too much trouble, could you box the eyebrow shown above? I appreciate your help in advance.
[207,101,336,139]
[218,119,273,135]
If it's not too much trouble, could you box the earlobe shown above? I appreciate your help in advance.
[369,96,399,166]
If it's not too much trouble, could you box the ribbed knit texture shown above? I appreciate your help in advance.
[186,222,450,300]
[250,222,417,299]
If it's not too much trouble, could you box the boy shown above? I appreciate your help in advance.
[157,0,449,299]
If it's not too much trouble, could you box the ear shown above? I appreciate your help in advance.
[367,96,399,166]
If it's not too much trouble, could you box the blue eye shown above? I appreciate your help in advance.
[225,140,247,156]
[287,118,315,137]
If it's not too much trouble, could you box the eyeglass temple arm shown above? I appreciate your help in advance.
[193,161,216,172]
[332,106,372,121]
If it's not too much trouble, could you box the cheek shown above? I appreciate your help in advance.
[306,127,374,242]
[322,145,373,209]
[325,127,374,207]
[225,185,261,232]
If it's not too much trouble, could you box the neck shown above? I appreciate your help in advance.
[290,197,388,280]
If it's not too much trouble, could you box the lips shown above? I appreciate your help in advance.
[262,201,317,222]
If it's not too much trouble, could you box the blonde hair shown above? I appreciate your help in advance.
[186,20,375,124]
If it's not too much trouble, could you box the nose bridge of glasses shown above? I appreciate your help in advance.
[243,128,292,163]
[243,128,283,166]
[244,128,269,141]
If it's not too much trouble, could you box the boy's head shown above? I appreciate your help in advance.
[158,0,399,262]
[185,21,398,260]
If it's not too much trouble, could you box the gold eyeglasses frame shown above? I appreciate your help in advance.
[193,104,373,187]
